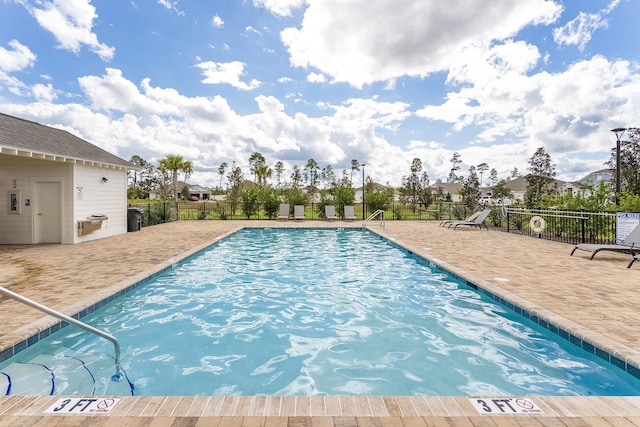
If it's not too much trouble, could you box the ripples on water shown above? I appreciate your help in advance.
[39,229,640,395]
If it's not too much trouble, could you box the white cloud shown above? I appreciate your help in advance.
[212,15,224,28]
[31,83,57,102]
[553,12,607,51]
[157,0,184,16]
[24,0,115,60]
[3,67,421,186]
[417,40,542,136]
[417,52,640,180]
[253,0,306,17]
[4,1,638,187]
[0,40,37,72]
[195,61,261,91]
[0,40,36,97]
[553,0,620,51]
[245,26,262,37]
[281,0,562,88]
[306,72,325,83]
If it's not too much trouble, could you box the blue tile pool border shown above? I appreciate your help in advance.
[3,226,640,385]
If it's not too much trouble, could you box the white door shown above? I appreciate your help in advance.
[35,182,62,243]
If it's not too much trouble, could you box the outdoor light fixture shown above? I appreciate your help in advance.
[102,177,109,183]
[361,163,366,220]
[611,127,627,203]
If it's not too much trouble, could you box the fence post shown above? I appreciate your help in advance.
[580,208,586,243]
[506,211,510,233]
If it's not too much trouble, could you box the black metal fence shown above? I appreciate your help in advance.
[127,200,476,224]
[487,207,618,245]
[128,201,623,245]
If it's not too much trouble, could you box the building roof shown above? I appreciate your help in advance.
[577,168,613,185]
[430,182,463,193]
[177,181,211,192]
[0,112,135,169]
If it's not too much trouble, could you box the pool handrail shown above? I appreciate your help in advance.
[0,286,123,382]
[363,209,385,229]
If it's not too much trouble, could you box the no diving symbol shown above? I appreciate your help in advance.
[515,398,534,410]
[96,399,116,410]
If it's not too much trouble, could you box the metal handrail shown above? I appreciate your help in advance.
[0,286,122,382]
[363,209,385,229]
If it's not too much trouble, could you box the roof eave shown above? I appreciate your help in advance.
[1,145,140,171]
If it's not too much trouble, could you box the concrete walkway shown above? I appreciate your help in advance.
[1,220,640,426]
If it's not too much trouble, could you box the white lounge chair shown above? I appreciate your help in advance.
[344,205,356,221]
[448,209,491,230]
[325,205,337,221]
[571,223,640,260]
[278,204,289,220]
[440,210,482,227]
[294,205,305,220]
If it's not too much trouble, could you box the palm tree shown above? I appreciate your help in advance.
[249,152,266,184]
[158,154,193,200]
[255,163,273,188]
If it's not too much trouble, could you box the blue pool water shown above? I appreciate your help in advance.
[3,228,640,396]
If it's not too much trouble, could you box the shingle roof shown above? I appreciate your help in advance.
[0,112,135,169]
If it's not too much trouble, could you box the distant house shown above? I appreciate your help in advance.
[489,176,572,204]
[578,168,613,186]
[430,182,463,203]
[355,182,396,202]
[572,168,613,198]
[502,176,528,203]
[177,181,211,200]
[0,113,137,244]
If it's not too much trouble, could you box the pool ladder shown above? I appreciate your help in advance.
[363,209,385,230]
[0,286,123,382]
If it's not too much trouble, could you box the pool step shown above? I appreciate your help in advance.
[0,352,133,396]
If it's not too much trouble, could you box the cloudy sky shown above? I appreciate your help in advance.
[1,0,639,187]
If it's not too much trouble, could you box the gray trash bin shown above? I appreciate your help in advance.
[127,208,143,232]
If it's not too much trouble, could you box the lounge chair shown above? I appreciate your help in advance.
[294,205,305,221]
[448,209,491,230]
[325,205,337,221]
[278,204,289,220]
[571,223,640,260]
[440,210,482,227]
[344,205,356,221]
[628,254,639,268]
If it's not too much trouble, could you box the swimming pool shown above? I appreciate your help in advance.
[2,227,640,396]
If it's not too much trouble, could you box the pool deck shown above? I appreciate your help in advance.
[1,220,640,426]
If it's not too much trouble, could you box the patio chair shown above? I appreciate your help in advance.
[294,205,305,221]
[278,204,290,220]
[571,222,640,260]
[448,209,491,230]
[344,205,356,221]
[440,210,482,227]
[325,205,337,221]
[628,254,639,269]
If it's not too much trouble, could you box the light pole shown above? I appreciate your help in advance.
[611,127,627,204]
[361,163,366,219]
